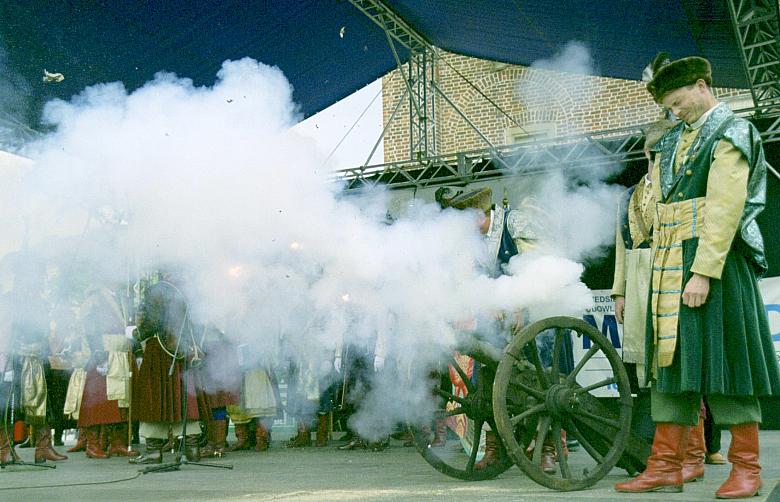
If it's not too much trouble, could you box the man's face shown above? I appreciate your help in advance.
[660,80,711,124]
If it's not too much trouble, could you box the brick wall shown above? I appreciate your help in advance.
[382,51,752,163]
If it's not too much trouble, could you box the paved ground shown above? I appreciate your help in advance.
[1,431,779,501]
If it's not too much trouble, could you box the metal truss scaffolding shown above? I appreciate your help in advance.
[335,104,780,192]
[726,0,780,115]
[336,125,645,191]
[349,0,437,159]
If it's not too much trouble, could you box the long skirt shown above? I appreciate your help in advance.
[133,339,199,423]
[649,243,780,396]
[77,368,124,427]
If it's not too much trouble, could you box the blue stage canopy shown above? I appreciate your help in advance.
[0,0,747,123]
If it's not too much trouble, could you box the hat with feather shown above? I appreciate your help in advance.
[644,52,712,103]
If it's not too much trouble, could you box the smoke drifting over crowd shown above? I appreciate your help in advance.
[512,40,626,263]
[1,57,599,438]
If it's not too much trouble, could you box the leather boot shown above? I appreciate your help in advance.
[286,422,311,448]
[108,423,138,457]
[474,431,503,470]
[201,420,217,458]
[315,414,329,447]
[85,426,108,459]
[212,420,227,457]
[184,434,201,462]
[614,422,688,493]
[255,420,270,452]
[431,419,447,447]
[34,425,68,463]
[337,435,366,450]
[129,437,164,464]
[67,428,87,453]
[160,433,175,453]
[227,422,251,452]
[715,423,762,499]
[0,427,14,464]
[682,418,705,482]
[540,435,557,474]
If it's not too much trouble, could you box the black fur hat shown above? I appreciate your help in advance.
[646,53,712,102]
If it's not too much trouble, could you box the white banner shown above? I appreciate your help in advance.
[574,277,780,397]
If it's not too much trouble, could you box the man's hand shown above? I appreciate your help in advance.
[682,273,710,308]
[614,296,625,324]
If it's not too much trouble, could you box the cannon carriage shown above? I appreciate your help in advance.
[409,315,651,491]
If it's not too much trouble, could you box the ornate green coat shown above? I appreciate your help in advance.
[646,104,780,397]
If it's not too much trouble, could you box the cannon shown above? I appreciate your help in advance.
[409,315,651,491]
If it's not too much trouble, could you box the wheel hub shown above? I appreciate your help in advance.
[544,383,576,419]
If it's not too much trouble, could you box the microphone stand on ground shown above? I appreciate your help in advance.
[138,331,232,474]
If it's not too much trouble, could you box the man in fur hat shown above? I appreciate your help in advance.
[615,54,780,498]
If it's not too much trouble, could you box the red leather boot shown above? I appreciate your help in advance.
[34,425,68,463]
[615,422,688,493]
[715,423,762,499]
[682,418,705,482]
[85,426,108,459]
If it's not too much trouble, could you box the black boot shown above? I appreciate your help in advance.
[129,437,164,464]
[184,435,201,462]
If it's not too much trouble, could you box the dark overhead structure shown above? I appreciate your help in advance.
[2,0,780,187]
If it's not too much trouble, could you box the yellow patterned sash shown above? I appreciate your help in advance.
[651,197,705,368]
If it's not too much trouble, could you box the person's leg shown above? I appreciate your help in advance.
[129,421,168,464]
[615,388,698,493]
[708,395,763,498]
[703,398,725,464]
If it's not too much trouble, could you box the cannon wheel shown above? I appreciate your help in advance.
[409,356,514,481]
[493,316,637,491]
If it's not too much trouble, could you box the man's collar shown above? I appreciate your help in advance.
[685,104,718,131]
[485,209,495,237]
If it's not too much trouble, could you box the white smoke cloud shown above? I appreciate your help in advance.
[2,57,595,439]
[508,41,624,264]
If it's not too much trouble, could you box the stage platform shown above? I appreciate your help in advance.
[1,431,779,501]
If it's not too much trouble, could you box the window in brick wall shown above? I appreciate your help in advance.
[504,122,556,145]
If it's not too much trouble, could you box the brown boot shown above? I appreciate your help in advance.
[431,419,447,447]
[0,427,15,464]
[286,422,311,448]
[211,420,228,457]
[108,423,138,457]
[34,425,68,463]
[255,420,270,452]
[201,420,217,458]
[67,428,87,453]
[85,426,108,459]
[203,420,228,458]
[315,413,329,447]
[227,422,251,452]
[682,418,705,482]
[715,423,762,499]
[614,422,687,493]
[540,435,557,474]
[474,431,503,471]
